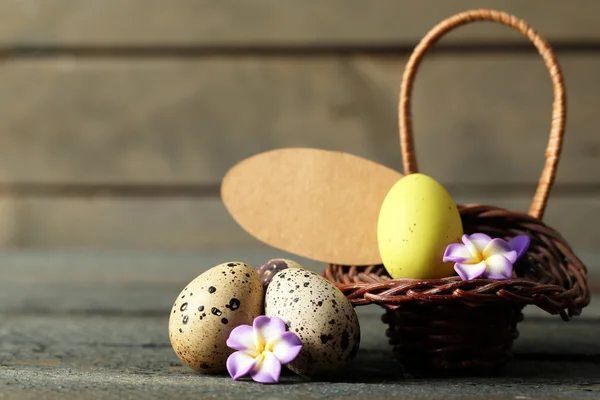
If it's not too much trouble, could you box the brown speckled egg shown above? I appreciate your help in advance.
[264,269,361,376]
[255,258,303,290]
[168,262,262,373]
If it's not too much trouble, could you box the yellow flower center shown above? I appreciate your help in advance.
[473,253,484,264]
[254,337,275,358]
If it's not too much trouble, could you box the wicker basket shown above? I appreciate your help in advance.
[322,9,590,376]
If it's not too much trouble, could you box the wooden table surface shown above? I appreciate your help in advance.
[0,250,598,399]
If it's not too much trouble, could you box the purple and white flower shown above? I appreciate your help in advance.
[226,315,302,384]
[443,233,530,281]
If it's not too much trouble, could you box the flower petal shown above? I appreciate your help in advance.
[461,235,483,259]
[226,324,257,353]
[271,331,302,364]
[467,233,492,254]
[509,235,530,260]
[454,261,487,280]
[254,316,287,347]
[484,255,513,280]
[483,238,518,264]
[443,243,477,263]
[250,351,281,384]
[227,351,258,380]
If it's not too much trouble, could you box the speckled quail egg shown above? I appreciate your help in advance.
[255,258,303,289]
[169,261,263,373]
[265,268,361,376]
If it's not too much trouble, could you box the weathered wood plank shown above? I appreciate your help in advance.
[0,198,254,250]
[0,309,598,398]
[1,366,598,400]
[0,56,598,185]
[0,244,597,316]
[0,247,594,289]
[2,273,597,318]
[0,0,598,46]
[1,309,599,361]
[0,194,599,263]
[0,195,594,251]
[1,252,597,397]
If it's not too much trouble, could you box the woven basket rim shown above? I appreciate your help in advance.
[323,203,591,321]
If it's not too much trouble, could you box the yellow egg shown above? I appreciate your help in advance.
[377,173,464,279]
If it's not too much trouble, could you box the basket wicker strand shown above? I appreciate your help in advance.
[323,9,590,375]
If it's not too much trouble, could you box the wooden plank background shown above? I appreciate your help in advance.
[0,0,598,276]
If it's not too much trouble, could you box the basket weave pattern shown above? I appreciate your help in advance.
[322,10,590,374]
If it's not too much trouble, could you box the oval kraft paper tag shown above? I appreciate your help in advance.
[220,148,402,266]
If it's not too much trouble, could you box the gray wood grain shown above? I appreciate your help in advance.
[0,56,598,185]
[0,0,598,46]
[0,198,253,250]
[0,194,599,262]
[0,308,598,398]
[1,310,599,363]
[0,252,598,398]
[0,251,597,315]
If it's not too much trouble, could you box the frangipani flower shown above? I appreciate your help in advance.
[443,233,530,281]
[226,315,302,384]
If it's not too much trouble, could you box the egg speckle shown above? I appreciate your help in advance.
[265,268,360,376]
[168,262,262,373]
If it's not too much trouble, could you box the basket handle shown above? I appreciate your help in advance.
[399,9,566,220]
